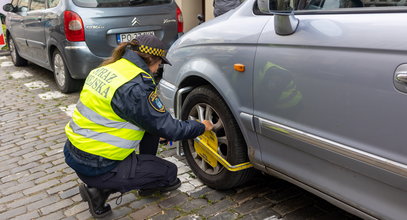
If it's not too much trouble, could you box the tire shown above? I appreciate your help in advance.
[181,85,254,190]
[52,50,82,93]
[8,36,28,66]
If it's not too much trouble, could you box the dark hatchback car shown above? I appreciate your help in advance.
[3,0,182,93]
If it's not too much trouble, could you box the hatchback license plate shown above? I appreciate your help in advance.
[117,31,155,43]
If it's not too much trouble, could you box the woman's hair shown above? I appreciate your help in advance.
[99,39,161,67]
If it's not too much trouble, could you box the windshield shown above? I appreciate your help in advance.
[73,0,171,8]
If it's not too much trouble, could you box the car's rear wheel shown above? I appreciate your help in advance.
[8,36,27,66]
[52,50,82,93]
[181,85,254,190]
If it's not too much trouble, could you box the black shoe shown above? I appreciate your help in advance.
[138,178,181,197]
[79,184,113,218]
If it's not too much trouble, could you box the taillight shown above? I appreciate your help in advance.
[176,6,183,33]
[64,11,85,42]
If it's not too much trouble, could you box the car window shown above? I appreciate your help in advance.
[255,0,407,12]
[304,0,407,9]
[30,0,45,10]
[17,0,29,10]
[47,0,60,8]
[72,0,172,8]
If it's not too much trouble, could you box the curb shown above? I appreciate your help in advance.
[0,50,10,56]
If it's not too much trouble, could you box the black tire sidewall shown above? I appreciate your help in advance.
[181,85,251,189]
[8,36,27,66]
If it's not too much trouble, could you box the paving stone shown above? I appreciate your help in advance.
[1,170,28,183]
[129,204,161,219]
[240,205,280,220]
[75,209,93,219]
[28,163,53,173]
[235,197,272,215]
[198,198,236,217]
[283,205,326,220]
[109,192,137,209]
[208,211,240,220]
[45,163,68,174]
[7,192,48,209]
[129,196,160,209]
[47,181,77,195]
[0,206,26,219]
[189,186,214,198]
[64,202,88,216]
[264,186,304,205]
[158,193,189,209]
[205,190,235,203]
[12,210,40,220]
[59,186,79,199]
[35,171,64,184]
[179,198,208,212]
[100,206,132,220]
[40,199,74,215]
[151,209,181,220]
[0,192,24,203]
[18,171,47,183]
[27,195,60,211]
[178,214,203,220]
[272,195,314,216]
[23,179,60,195]
[36,210,64,220]
[2,181,35,195]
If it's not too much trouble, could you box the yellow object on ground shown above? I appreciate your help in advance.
[194,131,253,172]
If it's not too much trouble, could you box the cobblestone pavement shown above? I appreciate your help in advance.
[0,54,361,220]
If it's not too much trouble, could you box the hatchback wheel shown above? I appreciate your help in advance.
[8,36,27,66]
[181,85,254,189]
[52,50,82,93]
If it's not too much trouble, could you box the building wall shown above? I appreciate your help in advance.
[176,0,215,32]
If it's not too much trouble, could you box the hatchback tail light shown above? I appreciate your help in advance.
[64,11,85,42]
[176,6,183,33]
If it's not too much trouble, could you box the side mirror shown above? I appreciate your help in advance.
[256,0,299,35]
[3,3,15,12]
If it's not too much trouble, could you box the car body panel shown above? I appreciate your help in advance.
[254,12,407,220]
[159,0,407,219]
[160,5,271,166]
[5,0,179,80]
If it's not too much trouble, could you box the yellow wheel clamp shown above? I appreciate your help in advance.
[193,130,253,172]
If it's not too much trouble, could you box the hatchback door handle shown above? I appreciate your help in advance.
[395,72,407,83]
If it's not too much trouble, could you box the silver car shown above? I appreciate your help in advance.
[3,0,182,93]
[159,0,407,219]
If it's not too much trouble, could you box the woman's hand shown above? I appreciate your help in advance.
[202,120,214,131]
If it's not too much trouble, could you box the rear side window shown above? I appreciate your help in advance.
[30,0,46,10]
[304,0,407,9]
[73,0,172,8]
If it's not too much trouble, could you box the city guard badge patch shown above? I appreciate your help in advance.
[148,91,165,113]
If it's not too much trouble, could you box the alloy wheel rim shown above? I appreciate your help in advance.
[54,53,65,87]
[188,103,228,175]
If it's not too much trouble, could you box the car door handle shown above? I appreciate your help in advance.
[395,72,407,83]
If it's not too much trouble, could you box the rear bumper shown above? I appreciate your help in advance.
[62,42,105,79]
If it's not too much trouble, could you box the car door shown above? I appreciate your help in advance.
[24,0,46,63]
[252,0,407,219]
[8,0,29,57]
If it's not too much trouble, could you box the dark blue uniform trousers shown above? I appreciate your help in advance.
[77,133,178,193]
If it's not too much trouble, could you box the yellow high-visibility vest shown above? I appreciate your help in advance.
[65,58,148,160]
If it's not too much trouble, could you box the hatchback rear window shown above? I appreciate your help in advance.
[73,0,171,8]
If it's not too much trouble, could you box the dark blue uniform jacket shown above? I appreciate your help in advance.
[65,49,205,176]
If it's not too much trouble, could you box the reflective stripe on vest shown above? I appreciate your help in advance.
[65,58,150,160]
